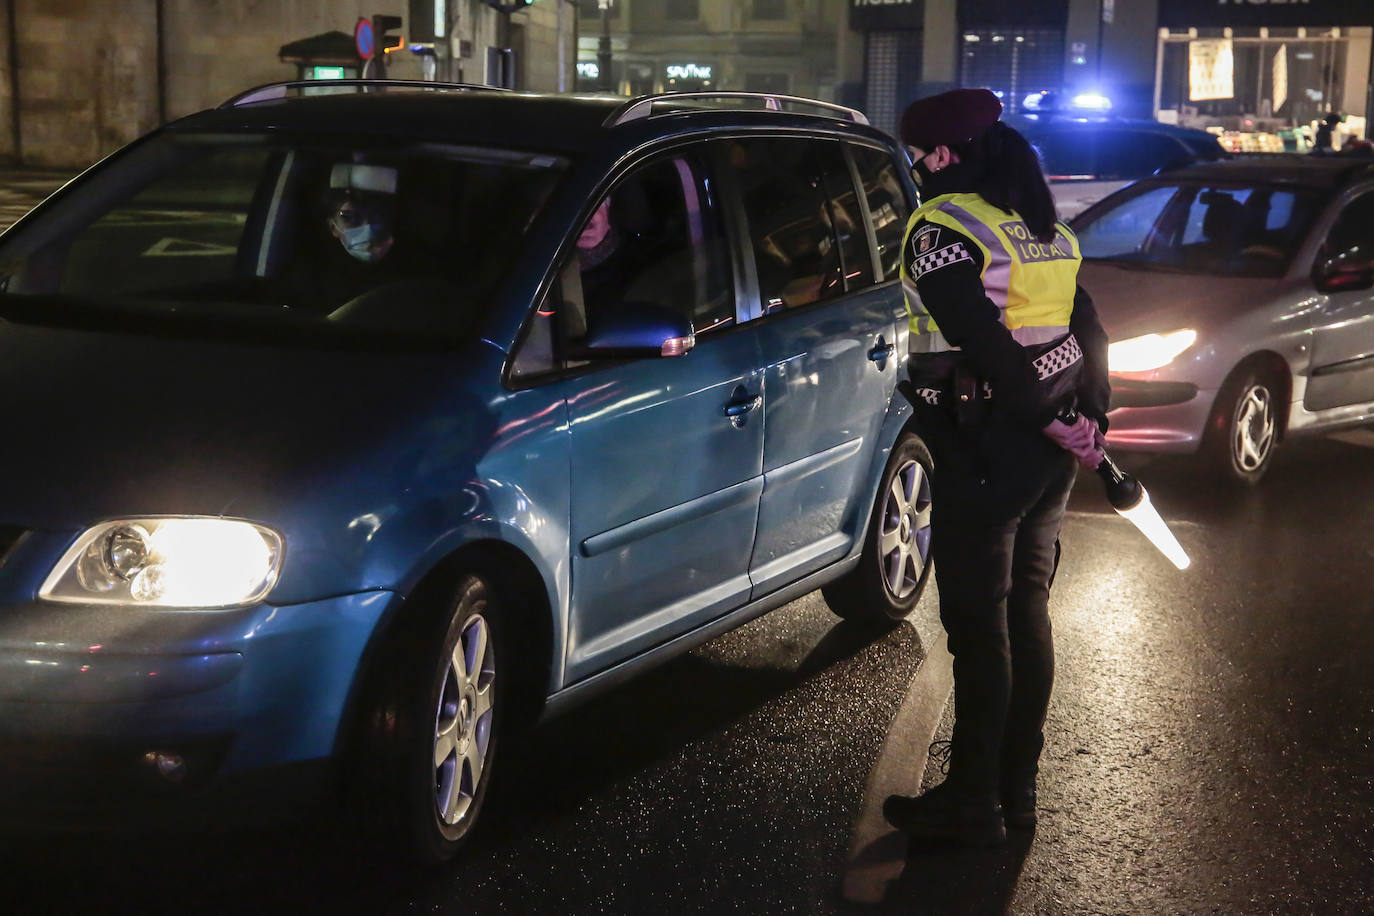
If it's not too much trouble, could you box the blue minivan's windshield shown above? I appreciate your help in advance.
[0,132,565,343]
[1074,181,1322,278]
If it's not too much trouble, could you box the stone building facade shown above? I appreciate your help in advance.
[1,0,578,167]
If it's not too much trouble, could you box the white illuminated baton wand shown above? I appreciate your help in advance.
[1061,409,1191,570]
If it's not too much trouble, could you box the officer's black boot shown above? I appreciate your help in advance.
[883,781,1007,847]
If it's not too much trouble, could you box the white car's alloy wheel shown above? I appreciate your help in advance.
[1231,382,1276,473]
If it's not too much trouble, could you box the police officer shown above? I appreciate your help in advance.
[882,89,1111,846]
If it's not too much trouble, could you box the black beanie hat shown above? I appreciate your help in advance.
[900,88,1004,152]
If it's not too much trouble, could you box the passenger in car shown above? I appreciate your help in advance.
[575,197,627,313]
[883,88,1111,848]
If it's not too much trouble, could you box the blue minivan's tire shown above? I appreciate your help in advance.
[357,573,504,864]
[822,432,934,624]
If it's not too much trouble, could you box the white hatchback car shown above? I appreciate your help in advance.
[1072,156,1374,484]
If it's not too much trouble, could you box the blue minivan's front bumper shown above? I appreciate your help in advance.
[0,589,393,825]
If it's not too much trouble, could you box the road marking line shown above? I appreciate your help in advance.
[142,237,238,257]
[841,629,954,905]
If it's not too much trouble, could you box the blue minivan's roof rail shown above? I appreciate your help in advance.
[220,79,508,109]
[606,91,869,128]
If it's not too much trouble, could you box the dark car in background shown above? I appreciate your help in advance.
[1016,110,1226,217]
[1071,156,1374,484]
[0,83,932,861]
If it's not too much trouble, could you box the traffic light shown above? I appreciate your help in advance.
[409,0,441,44]
[372,14,404,54]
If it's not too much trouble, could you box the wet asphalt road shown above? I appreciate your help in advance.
[4,432,1373,914]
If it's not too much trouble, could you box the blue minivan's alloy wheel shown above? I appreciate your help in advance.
[433,612,496,828]
[822,432,935,624]
[881,455,933,601]
[355,573,505,864]
[411,575,503,861]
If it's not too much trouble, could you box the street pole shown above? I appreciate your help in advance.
[6,0,21,163]
[597,0,613,93]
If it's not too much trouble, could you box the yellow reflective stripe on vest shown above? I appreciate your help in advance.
[903,192,1080,347]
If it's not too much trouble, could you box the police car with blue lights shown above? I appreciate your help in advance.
[1011,91,1226,217]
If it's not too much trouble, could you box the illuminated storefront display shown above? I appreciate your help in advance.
[1155,0,1373,151]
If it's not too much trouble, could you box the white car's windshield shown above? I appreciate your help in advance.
[0,132,565,344]
[1074,181,1323,278]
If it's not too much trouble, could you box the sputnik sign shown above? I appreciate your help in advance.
[665,63,712,80]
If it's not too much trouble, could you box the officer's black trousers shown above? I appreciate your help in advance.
[915,402,1078,803]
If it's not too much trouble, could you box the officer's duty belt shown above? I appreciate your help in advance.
[909,333,1082,408]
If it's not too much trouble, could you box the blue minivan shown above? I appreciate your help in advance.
[0,83,933,861]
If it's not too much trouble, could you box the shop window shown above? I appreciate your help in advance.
[745,73,790,94]
[959,29,1064,115]
[751,0,786,20]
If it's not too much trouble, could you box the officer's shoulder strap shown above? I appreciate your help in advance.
[912,193,1001,262]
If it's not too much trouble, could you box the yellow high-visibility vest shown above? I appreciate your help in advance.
[901,192,1081,351]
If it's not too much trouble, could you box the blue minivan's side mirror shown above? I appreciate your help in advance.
[583,302,696,358]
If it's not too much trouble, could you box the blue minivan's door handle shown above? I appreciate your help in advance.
[723,394,763,418]
[869,340,896,364]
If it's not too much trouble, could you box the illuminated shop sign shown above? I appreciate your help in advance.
[577,62,600,79]
[849,0,923,30]
[1160,0,1374,27]
[665,63,712,80]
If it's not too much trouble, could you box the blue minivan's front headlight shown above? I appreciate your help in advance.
[40,518,283,609]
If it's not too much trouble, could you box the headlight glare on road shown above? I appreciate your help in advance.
[41,518,283,608]
[1107,329,1197,373]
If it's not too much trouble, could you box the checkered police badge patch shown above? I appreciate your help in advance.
[914,242,972,278]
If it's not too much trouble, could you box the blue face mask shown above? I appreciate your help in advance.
[336,222,379,262]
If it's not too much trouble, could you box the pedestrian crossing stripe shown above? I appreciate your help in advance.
[142,237,238,257]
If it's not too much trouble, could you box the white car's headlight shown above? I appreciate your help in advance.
[1107,329,1197,373]
[40,518,283,609]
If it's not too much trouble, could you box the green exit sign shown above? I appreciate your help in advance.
[311,66,346,80]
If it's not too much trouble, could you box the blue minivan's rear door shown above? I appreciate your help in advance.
[724,138,906,596]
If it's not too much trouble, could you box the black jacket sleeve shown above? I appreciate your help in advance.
[907,219,1055,428]
[1069,284,1112,431]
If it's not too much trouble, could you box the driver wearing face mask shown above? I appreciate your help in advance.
[327,163,399,263]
